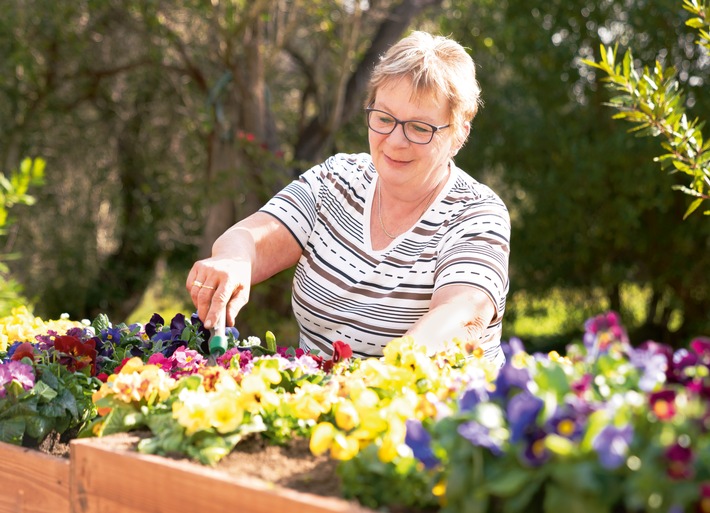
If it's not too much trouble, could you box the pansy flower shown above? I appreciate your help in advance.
[53,335,98,375]
[649,389,677,420]
[9,342,35,362]
[507,390,544,443]
[521,428,549,467]
[666,442,694,480]
[457,419,504,456]
[592,424,633,470]
[405,419,440,468]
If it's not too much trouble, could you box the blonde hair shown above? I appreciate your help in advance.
[365,31,482,146]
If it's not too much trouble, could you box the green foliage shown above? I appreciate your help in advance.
[442,0,710,345]
[0,158,45,315]
[583,0,710,218]
[0,359,98,445]
[338,444,438,511]
[0,158,45,231]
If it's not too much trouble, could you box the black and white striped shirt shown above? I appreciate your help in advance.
[261,153,510,363]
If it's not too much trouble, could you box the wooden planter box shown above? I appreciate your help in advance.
[70,435,374,513]
[0,441,70,513]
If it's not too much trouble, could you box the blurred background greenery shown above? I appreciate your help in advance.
[1,0,708,353]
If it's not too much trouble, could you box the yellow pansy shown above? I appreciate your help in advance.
[310,421,336,456]
[334,399,359,431]
[330,433,360,461]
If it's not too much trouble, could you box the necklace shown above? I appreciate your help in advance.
[377,171,447,239]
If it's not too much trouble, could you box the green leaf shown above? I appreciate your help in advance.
[24,413,54,440]
[549,460,603,495]
[0,418,26,444]
[485,467,535,497]
[543,483,608,513]
[686,17,705,29]
[56,388,79,418]
[683,198,704,219]
[92,313,110,332]
[501,475,546,513]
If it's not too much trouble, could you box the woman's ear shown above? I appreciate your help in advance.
[452,121,471,157]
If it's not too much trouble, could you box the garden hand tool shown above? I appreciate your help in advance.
[207,311,228,366]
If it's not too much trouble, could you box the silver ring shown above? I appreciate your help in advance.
[201,284,216,290]
[192,280,203,287]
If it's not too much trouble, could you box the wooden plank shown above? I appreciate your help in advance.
[70,436,374,513]
[0,442,70,513]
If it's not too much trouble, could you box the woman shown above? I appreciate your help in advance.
[187,31,510,366]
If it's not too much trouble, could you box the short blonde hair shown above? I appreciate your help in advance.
[365,31,482,146]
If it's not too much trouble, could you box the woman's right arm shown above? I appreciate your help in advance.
[186,211,302,330]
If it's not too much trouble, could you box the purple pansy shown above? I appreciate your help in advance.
[457,420,504,456]
[492,361,532,400]
[507,390,544,443]
[592,424,633,469]
[405,419,440,468]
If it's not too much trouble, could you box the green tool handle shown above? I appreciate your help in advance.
[209,317,228,357]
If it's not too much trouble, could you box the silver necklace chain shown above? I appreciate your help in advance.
[376,174,445,240]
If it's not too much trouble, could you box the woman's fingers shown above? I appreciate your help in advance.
[186,257,252,329]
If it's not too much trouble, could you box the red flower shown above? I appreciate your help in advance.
[666,442,694,480]
[650,389,677,420]
[54,335,98,376]
[113,356,133,374]
[11,342,36,362]
[313,341,354,372]
[331,341,353,363]
[698,483,710,513]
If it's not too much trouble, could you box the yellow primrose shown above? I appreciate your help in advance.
[287,382,333,420]
[207,389,245,434]
[310,421,337,456]
[382,336,422,366]
[251,359,283,386]
[330,432,360,461]
[350,386,381,410]
[334,399,360,431]
[173,388,212,435]
[388,388,420,418]
[96,363,176,406]
[377,426,405,463]
[348,405,389,441]
[238,374,280,413]
[356,359,404,390]
[396,348,438,382]
[0,306,84,351]
[120,357,151,375]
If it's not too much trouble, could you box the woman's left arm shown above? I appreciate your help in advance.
[405,284,496,355]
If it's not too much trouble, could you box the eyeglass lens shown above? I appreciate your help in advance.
[367,110,436,144]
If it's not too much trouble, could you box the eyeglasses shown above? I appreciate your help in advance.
[365,107,450,145]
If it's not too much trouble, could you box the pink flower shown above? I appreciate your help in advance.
[0,360,35,398]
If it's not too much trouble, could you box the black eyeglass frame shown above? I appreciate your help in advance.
[364,107,451,145]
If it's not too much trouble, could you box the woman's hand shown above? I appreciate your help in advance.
[406,284,496,355]
[186,256,251,329]
[186,212,303,330]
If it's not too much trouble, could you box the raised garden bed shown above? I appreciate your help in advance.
[0,441,70,513]
[70,434,374,513]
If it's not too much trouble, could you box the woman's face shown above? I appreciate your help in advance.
[368,78,460,191]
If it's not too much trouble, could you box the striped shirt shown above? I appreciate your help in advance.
[260,153,510,363]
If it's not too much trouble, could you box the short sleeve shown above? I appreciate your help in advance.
[259,162,326,249]
[434,197,510,322]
